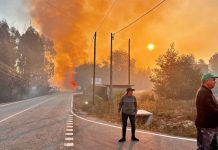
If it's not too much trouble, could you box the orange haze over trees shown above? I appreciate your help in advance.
[26,0,218,89]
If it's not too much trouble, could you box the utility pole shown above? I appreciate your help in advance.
[93,32,97,105]
[128,39,131,86]
[109,33,113,100]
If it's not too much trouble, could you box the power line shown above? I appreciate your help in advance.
[89,0,118,55]
[44,0,117,55]
[45,0,95,62]
[86,34,95,61]
[45,0,75,19]
[114,0,167,35]
[0,62,19,77]
[0,61,27,82]
[86,0,118,57]
[95,0,118,32]
[0,67,23,81]
[44,0,82,29]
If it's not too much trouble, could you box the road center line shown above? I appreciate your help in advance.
[0,97,53,123]
[66,133,73,136]
[65,137,74,141]
[66,129,73,132]
[64,143,74,147]
[0,95,54,108]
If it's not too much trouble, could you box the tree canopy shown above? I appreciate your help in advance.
[150,44,202,99]
[0,20,55,102]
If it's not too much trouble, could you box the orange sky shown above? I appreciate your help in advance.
[26,0,218,88]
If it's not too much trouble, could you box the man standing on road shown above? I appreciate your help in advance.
[118,87,139,142]
[195,73,218,150]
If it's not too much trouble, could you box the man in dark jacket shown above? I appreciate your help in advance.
[195,73,218,150]
[118,87,139,142]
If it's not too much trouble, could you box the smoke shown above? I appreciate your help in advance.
[25,0,218,89]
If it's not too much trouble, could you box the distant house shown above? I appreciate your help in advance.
[94,84,108,100]
[89,76,134,100]
[90,84,134,100]
[104,84,134,100]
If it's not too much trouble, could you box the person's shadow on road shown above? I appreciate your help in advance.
[117,141,137,150]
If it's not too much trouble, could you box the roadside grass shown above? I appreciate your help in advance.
[74,92,196,138]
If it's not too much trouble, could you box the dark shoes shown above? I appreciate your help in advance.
[131,137,139,141]
[118,138,126,142]
[118,137,139,142]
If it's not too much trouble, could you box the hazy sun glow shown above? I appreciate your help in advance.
[147,43,155,51]
[27,0,218,88]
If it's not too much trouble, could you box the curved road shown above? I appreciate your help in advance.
[0,92,197,150]
[72,94,196,150]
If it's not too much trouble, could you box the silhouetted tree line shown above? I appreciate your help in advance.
[0,20,55,102]
[209,53,218,93]
[150,44,218,99]
[150,44,202,99]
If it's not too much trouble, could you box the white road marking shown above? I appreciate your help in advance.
[66,133,73,136]
[64,143,74,147]
[71,93,197,142]
[0,100,28,108]
[0,95,53,108]
[66,129,73,132]
[63,101,74,147]
[65,137,74,141]
[0,98,52,123]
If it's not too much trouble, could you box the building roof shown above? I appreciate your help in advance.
[103,84,134,88]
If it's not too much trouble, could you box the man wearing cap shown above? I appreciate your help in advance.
[195,73,218,150]
[118,87,139,142]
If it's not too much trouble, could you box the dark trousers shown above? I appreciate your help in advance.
[121,113,136,138]
[197,127,218,150]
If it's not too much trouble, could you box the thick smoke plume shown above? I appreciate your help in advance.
[26,0,218,89]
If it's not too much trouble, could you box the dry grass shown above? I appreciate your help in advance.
[136,92,196,138]
[74,92,197,138]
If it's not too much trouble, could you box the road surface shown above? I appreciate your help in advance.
[0,93,197,150]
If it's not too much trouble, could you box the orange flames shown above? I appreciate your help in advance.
[26,0,163,89]
[26,0,218,89]
[71,80,77,90]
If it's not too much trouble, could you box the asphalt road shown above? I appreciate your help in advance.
[0,92,197,150]
[72,95,197,150]
[0,93,72,150]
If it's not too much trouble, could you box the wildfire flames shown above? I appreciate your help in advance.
[25,0,218,89]
[71,80,77,90]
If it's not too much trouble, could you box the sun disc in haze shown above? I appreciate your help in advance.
[147,43,155,51]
